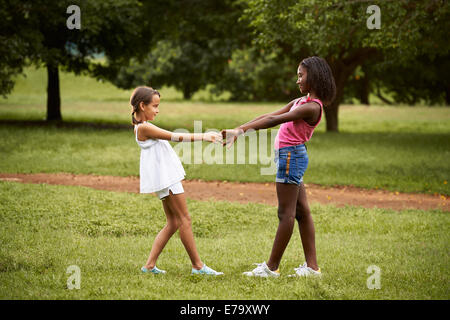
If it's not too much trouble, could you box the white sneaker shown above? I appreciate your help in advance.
[243,262,280,277]
[288,262,321,277]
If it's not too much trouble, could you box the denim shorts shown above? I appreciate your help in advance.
[274,144,309,185]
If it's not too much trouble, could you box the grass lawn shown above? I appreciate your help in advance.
[0,181,448,299]
[0,67,449,301]
[0,123,448,195]
[1,68,449,195]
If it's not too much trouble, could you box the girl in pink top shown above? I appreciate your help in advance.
[222,56,336,277]
[274,95,324,150]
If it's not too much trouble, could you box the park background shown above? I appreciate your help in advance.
[0,0,449,299]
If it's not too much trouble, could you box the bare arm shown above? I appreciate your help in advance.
[236,99,298,129]
[239,102,317,132]
[222,101,318,147]
[137,123,221,143]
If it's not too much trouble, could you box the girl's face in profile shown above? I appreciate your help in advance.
[142,94,160,121]
[296,65,308,94]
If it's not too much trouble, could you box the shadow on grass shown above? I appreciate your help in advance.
[1,120,449,150]
[0,119,132,131]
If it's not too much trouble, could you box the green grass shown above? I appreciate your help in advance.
[1,67,449,300]
[0,66,449,196]
[0,123,448,195]
[0,66,227,106]
[0,181,448,299]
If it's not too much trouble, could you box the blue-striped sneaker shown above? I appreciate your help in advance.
[141,266,166,274]
[191,264,224,276]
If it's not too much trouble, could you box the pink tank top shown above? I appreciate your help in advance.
[274,96,323,149]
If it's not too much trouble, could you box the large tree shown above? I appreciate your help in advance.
[242,0,450,131]
[113,0,249,100]
[0,0,152,121]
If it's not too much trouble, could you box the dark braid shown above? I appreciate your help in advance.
[130,86,160,125]
[300,56,336,106]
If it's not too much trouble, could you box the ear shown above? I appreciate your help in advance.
[139,101,146,111]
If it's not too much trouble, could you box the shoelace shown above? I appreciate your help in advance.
[252,263,268,274]
[293,263,309,274]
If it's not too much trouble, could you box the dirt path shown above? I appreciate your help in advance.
[0,173,448,212]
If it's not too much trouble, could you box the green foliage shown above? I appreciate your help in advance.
[368,55,449,106]
[244,0,449,60]
[114,39,235,100]
[343,55,450,106]
[241,0,450,130]
[0,0,40,96]
[2,0,150,75]
[212,47,297,101]
[1,67,449,196]
[113,0,247,99]
[0,0,153,118]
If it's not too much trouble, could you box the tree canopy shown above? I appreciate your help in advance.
[1,0,152,120]
[241,0,450,130]
[112,0,248,100]
[1,0,449,130]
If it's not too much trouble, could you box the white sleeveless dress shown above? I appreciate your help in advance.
[135,123,185,196]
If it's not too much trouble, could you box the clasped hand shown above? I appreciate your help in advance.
[220,128,244,148]
[203,132,223,144]
[202,129,244,148]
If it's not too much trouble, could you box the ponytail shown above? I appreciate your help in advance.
[131,105,141,125]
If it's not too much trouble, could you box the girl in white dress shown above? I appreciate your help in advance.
[131,86,223,275]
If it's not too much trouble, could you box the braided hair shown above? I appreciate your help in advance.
[300,56,336,106]
[130,86,160,125]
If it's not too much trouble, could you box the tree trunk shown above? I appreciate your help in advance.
[326,48,378,132]
[375,83,393,105]
[46,64,62,121]
[359,64,370,105]
[182,84,193,100]
[324,99,340,132]
[446,85,450,106]
[359,77,370,105]
[325,63,347,132]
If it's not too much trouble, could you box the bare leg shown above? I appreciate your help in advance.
[163,192,203,270]
[295,183,318,270]
[144,197,180,269]
[267,183,299,271]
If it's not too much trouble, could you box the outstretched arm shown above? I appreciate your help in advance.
[137,122,221,143]
[222,101,318,147]
[237,99,298,129]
